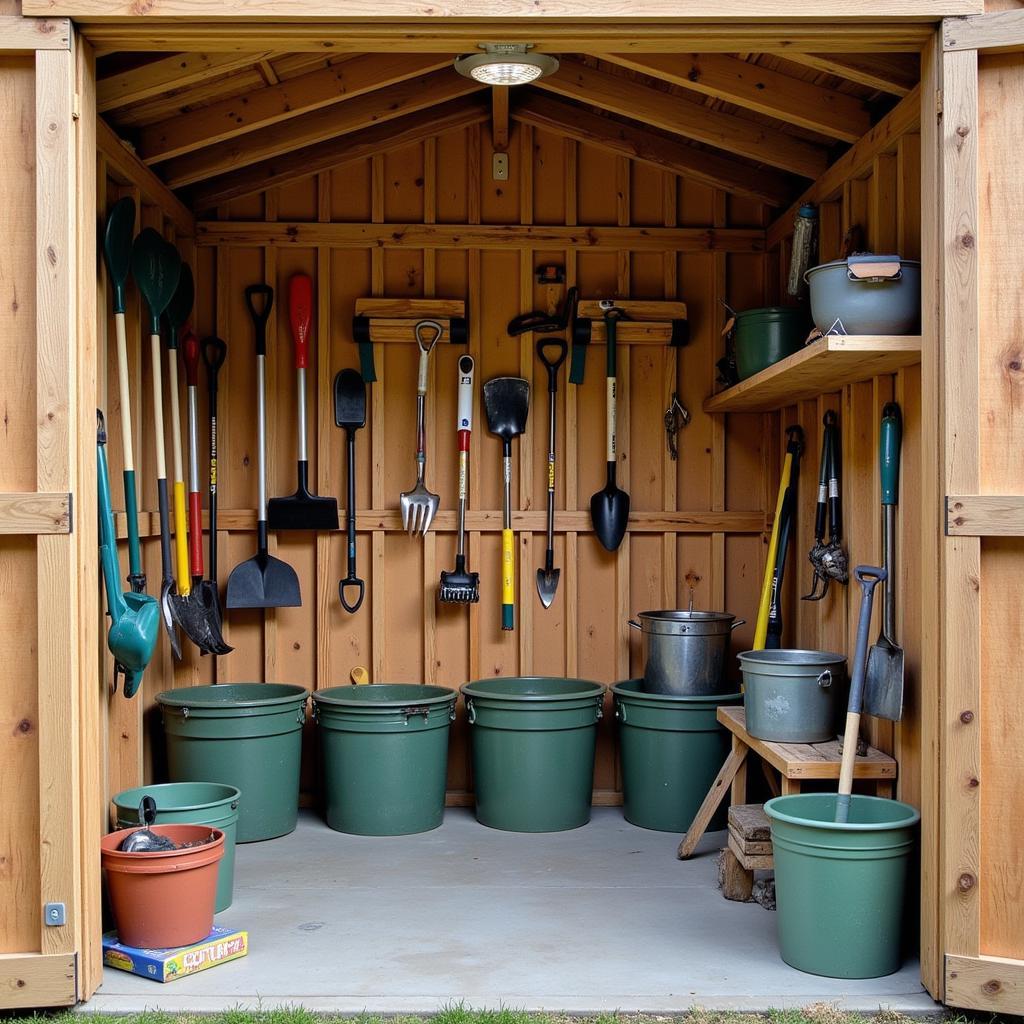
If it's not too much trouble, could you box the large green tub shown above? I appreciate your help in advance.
[613,680,741,832]
[113,782,240,912]
[312,684,456,835]
[157,684,308,843]
[765,793,920,978]
[461,676,605,833]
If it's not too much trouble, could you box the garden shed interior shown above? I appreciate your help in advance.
[2,1,1023,1015]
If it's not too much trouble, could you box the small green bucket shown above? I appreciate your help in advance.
[312,684,456,836]
[734,306,810,380]
[157,684,308,843]
[461,677,605,833]
[112,782,240,912]
[765,793,920,978]
[613,681,741,832]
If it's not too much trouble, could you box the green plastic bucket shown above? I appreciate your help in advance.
[112,782,240,912]
[461,676,605,833]
[157,684,308,843]
[612,680,741,832]
[312,684,456,835]
[734,306,810,381]
[765,793,920,978]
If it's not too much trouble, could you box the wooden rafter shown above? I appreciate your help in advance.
[537,57,829,178]
[777,53,918,96]
[97,51,273,112]
[492,86,510,151]
[599,52,871,144]
[139,53,452,163]
[512,92,794,206]
[186,95,490,209]
[161,71,485,188]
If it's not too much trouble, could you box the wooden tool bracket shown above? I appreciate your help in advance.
[351,297,468,381]
[572,298,689,347]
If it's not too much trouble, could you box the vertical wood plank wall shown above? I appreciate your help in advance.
[100,122,771,804]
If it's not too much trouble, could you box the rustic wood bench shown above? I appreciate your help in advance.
[678,705,897,859]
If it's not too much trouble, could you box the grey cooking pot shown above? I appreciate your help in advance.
[628,610,745,696]
[805,254,921,336]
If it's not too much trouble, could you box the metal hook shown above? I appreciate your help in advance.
[664,392,691,460]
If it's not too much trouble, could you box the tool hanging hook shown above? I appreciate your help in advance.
[664,392,691,461]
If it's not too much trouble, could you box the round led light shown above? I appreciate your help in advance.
[454,45,559,87]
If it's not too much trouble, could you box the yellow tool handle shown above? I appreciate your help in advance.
[753,450,793,650]
[501,527,515,630]
[173,480,191,596]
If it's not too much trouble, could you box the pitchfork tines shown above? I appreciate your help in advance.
[400,320,442,536]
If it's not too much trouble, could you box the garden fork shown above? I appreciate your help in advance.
[400,319,442,536]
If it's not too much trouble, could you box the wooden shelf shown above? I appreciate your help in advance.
[703,335,922,413]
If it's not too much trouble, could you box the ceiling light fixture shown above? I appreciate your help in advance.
[454,44,559,87]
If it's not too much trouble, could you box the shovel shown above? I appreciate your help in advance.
[591,301,630,551]
[836,565,887,823]
[226,285,301,609]
[131,227,182,659]
[484,376,530,631]
[536,337,567,608]
[334,368,366,613]
[97,411,159,699]
[102,196,145,594]
[864,402,905,721]
[266,274,339,532]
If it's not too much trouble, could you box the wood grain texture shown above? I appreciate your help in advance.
[0,493,71,534]
[0,954,76,1008]
[0,14,70,50]
[946,953,1024,1014]
[944,9,1024,52]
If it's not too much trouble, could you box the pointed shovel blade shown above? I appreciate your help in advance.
[536,568,560,608]
[591,484,630,552]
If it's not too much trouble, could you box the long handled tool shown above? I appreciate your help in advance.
[754,425,804,650]
[131,228,182,658]
[226,285,302,609]
[267,273,339,532]
[536,338,567,608]
[181,331,232,653]
[803,411,847,601]
[440,355,480,604]
[334,368,366,613]
[201,335,227,603]
[765,426,804,649]
[864,402,905,721]
[400,320,442,536]
[102,197,145,594]
[484,376,530,631]
[98,411,159,699]
[591,300,630,551]
[836,565,887,823]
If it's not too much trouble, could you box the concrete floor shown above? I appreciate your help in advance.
[86,809,937,1014]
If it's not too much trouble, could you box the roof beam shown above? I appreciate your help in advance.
[537,57,829,179]
[512,92,794,207]
[186,96,490,210]
[97,51,273,112]
[776,53,918,96]
[139,53,451,163]
[600,53,871,144]
[161,71,485,189]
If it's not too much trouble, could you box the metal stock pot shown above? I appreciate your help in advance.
[628,610,745,696]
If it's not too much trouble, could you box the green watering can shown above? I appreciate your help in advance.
[98,411,159,698]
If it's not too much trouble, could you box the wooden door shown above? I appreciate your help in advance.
[925,11,1024,1014]
[0,21,102,1007]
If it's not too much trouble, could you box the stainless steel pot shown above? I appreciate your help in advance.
[628,610,745,696]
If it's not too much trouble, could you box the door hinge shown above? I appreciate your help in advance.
[67,490,73,533]
[72,92,80,121]
[936,88,944,119]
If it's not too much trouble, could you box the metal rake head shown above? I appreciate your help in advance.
[400,484,440,537]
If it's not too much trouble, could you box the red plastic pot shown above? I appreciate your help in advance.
[101,824,225,949]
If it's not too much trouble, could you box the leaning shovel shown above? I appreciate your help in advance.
[864,403,904,721]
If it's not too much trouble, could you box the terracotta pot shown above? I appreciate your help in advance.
[101,824,225,949]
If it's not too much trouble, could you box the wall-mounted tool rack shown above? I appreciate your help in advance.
[352,298,468,380]
[573,299,689,346]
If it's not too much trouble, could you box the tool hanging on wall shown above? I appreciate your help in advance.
[97,411,160,699]
[484,376,530,631]
[536,338,567,608]
[334,368,367,613]
[268,274,339,532]
[591,301,631,552]
[507,285,577,338]
[400,320,442,537]
[803,411,847,601]
[201,335,227,617]
[130,227,183,659]
[102,197,145,595]
[440,355,480,604]
[226,285,301,609]
[664,393,691,461]
[716,301,740,390]
[864,402,905,722]
[754,425,804,650]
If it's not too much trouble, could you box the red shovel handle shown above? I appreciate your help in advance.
[289,273,313,370]
[182,328,201,387]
